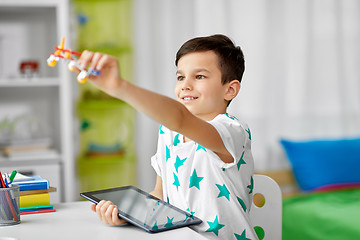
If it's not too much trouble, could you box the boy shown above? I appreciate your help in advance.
[78,34,257,240]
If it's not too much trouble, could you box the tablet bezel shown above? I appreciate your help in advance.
[80,185,202,233]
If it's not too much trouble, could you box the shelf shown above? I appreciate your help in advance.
[0,0,61,8]
[0,154,62,167]
[0,77,60,87]
[0,0,75,202]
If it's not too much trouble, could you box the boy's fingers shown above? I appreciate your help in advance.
[95,200,123,225]
[104,204,115,225]
[73,66,81,75]
[96,54,114,71]
[112,206,126,225]
[96,200,107,221]
[94,201,124,225]
[100,201,111,219]
[90,204,96,212]
[78,50,94,70]
[90,52,103,72]
[111,206,119,224]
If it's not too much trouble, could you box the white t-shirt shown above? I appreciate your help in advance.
[151,114,258,240]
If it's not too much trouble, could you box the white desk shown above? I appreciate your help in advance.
[0,201,207,240]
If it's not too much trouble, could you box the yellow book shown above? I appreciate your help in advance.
[20,193,50,208]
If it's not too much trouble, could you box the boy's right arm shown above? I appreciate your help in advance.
[78,51,234,164]
[149,175,163,200]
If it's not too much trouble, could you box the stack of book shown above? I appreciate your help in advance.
[12,174,56,215]
[0,138,58,160]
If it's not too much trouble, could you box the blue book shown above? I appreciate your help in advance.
[12,176,49,191]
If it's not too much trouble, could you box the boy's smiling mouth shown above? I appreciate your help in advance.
[181,96,198,102]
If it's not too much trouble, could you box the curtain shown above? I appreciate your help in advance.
[134,0,360,191]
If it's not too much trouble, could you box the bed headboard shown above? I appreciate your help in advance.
[255,169,299,196]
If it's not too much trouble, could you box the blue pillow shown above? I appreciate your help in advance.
[280,137,360,191]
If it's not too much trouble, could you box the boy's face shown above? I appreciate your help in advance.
[175,50,229,121]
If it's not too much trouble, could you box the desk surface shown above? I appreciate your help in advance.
[0,201,207,240]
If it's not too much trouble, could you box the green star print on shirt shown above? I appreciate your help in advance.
[173,173,180,191]
[216,184,230,201]
[166,145,171,162]
[159,125,165,134]
[196,143,207,152]
[247,176,254,194]
[189,169,204,190]
[173,133,180,146]
[174,156,187,172]
[237,196,247,212]
[205,216,225,236]
[234,229,251,240]
[237,150,246,170]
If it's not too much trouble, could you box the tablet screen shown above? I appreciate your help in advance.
[80,186,202,233]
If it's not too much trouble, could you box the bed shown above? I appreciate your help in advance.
[283,186,360,239]
[260,137,360,240]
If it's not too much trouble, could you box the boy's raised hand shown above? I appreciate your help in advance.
[90,200,127,226]
[77,50,124,98]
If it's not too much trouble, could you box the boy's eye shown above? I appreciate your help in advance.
[196,75,205,79]
[177,76,185,81]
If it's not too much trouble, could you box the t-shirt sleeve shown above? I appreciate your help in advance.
[151,126,165,177]
[151,153,162,176]
[209,114,250,168]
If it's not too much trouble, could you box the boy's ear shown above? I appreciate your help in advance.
[224,80,241,101]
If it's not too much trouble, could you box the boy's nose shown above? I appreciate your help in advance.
[181,79,192,91]
[182,85,191,91]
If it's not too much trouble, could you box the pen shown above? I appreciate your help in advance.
[9,170,17,183]
[0,172,6,188]
[4,190,18,221]
[0,203,7,219]
[8,183,19,216]
[0,191,12,219]
[4,174,19,216]
[3,176,9,188]
[3,173,11,188]
[0,171,18,221]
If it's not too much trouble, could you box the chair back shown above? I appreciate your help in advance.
[249,174,282,240]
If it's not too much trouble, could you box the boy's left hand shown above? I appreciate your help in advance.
[90,200,127,226]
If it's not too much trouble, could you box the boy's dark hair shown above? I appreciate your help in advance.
[175,34,245,84]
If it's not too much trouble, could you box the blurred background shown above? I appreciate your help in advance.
[134,0,360,192]
[0,0,359,202]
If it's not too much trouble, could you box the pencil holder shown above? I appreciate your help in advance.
[0,184,20,226]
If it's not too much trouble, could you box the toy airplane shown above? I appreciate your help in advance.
[47,36,100,83]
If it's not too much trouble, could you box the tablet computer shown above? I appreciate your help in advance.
[80,186,202,233]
